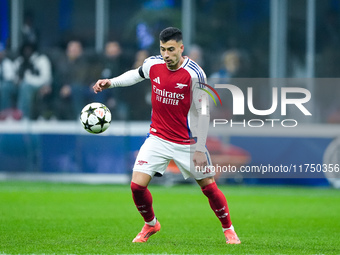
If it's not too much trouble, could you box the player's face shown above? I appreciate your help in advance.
[160,40,184,70]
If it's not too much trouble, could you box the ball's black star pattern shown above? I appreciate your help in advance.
[83,119,93,131]
[85,105,96,118]
[96,115,109,129]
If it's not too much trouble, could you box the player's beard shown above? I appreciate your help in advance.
[166,58,179,70]
[166,61,174,68]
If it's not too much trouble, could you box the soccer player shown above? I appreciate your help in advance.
[93,27,241,244]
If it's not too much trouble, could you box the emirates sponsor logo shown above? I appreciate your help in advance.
[153,85,184,99]
[153,85,185,106]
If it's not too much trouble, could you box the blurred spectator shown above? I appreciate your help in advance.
[317,10,340,54]
[91,41,128,120]
[123,49,152,120]
[132,49,149,69]
[101,41,123,78]
[0,42,16,114]
[13,41,52,119]
[90,47,152,121]
[187,44,204,68]
[22,10,38,45]
[209,49,250,120]
[210,49,247,81]
[55,40,90,120]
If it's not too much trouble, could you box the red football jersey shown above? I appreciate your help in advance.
[140,56,208,144]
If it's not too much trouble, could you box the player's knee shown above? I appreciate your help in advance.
[197,176,215,188]
[131,171,152,186]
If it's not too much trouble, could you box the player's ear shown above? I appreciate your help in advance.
[180,43,184,53]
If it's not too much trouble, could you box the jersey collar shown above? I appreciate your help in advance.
[167,56,189,71]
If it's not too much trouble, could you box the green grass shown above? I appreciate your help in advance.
[0,181,339,254]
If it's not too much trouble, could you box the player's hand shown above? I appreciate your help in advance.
[193,151,208,170]
[93,79,111,94]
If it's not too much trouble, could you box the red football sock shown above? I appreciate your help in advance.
[131,182,155,223]
[201,182,232,228]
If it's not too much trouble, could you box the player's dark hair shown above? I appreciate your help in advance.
[159,27,183,43]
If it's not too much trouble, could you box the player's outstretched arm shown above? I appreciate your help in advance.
[93,79,111,94]
[93,68,145,95]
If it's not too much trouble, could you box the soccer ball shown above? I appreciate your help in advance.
[80,102,111,134]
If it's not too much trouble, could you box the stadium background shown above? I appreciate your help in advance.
[0,0,340,187]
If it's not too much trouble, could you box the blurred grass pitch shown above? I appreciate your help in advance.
[0,181,339,254]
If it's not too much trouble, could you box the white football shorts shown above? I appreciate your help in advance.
[133,134,215,180]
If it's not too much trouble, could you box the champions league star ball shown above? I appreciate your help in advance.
[80,102,111,134]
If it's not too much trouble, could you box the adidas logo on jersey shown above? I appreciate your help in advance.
[153,77,160,84]
[175,83,188,89]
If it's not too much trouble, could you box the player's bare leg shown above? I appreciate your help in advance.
[131,171,161,243]
[131,171,152,187]
[197,177,241,244]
